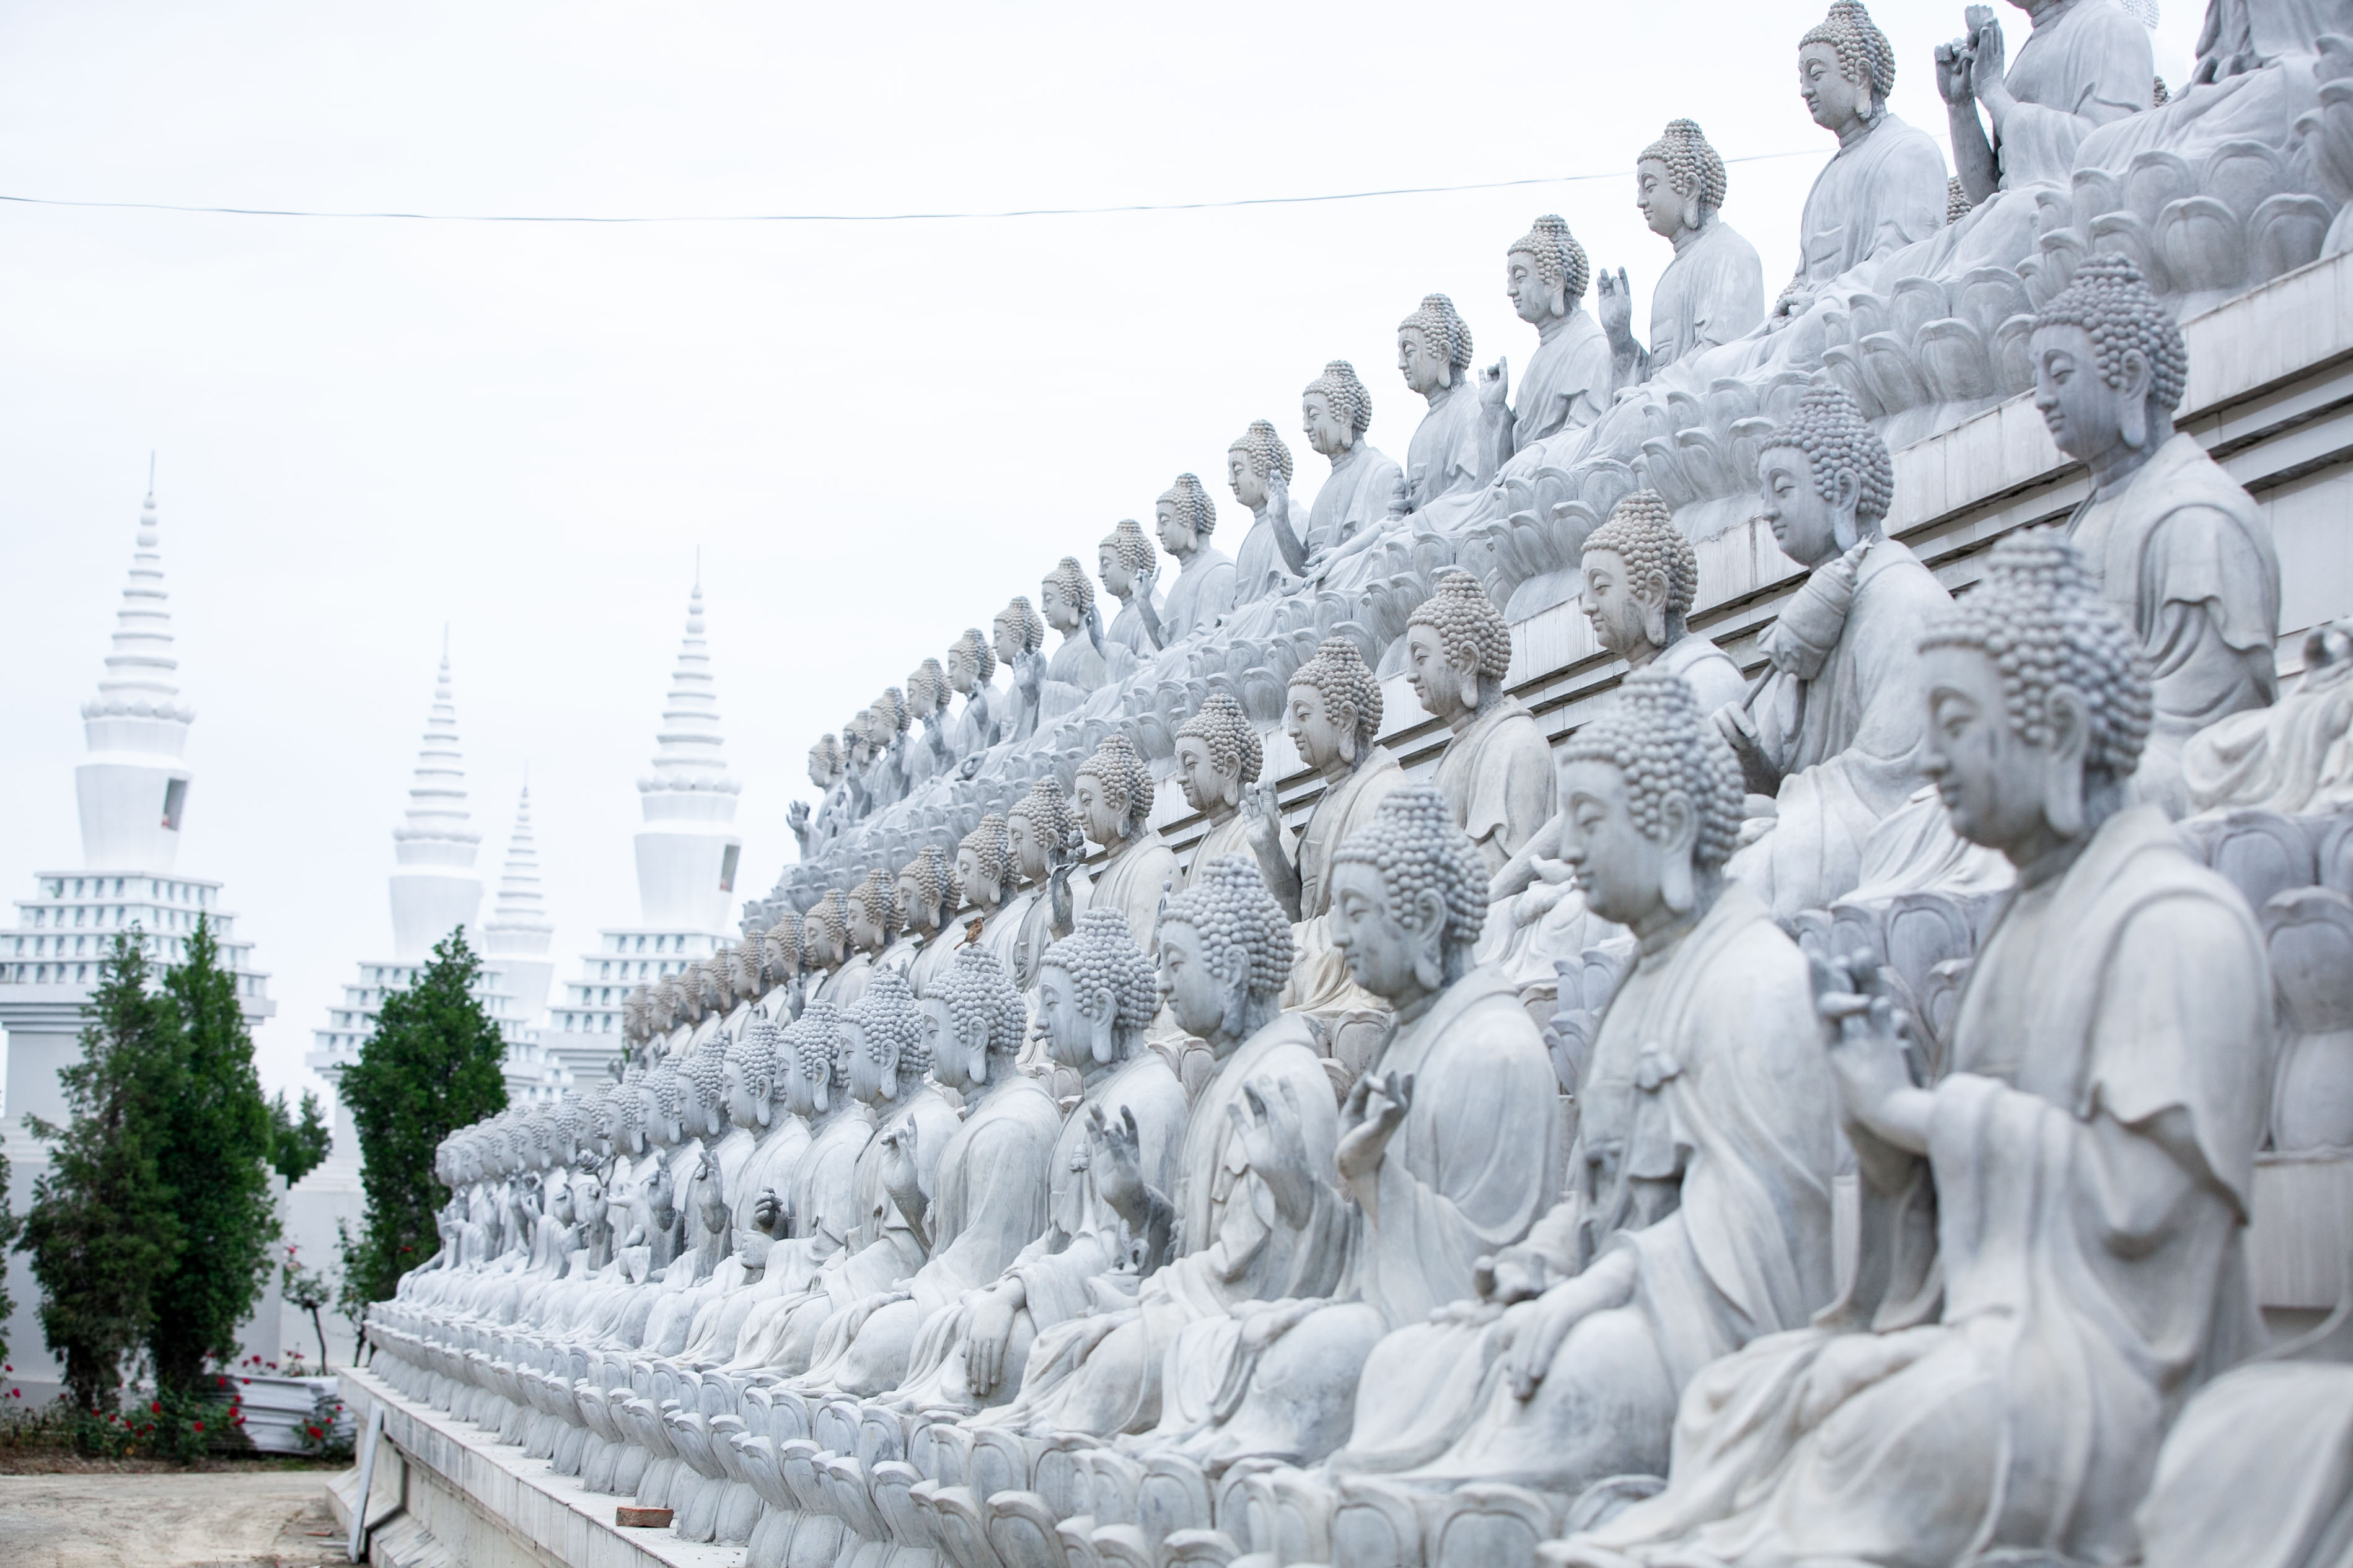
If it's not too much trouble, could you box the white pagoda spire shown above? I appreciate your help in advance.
[633,571,743,932]
[481,780,555,1023]
[388,635,483,960]
[76,462,196,871]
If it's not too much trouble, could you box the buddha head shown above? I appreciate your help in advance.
[846,712,876,771]
[844,970,926,1106]
[1226,419,1295,512]
[1175,692,1262,820]
[760,914,801,992]
[1580,490,1697,664]
[925,942,1027,1092]
[907,658,949,721]
[993,597,1047,668]
[1041,556,1096,636]
[847,868,900,955]
[623,986,653,1049]
[1557,668,1746,932]
[729,939,764,1004]
[946,627,996,695]
[725,1019,781,1131]
[1505,214,1590,328]
[956,814,1014,910]
[1635,119,1728,243]
[1405,567,1514,723]
[802,890,851,971]
[1009,779,1076,882]
[1099,519,1156,603]
[1155,473,1218,562]
[1303,360,1373,459]
[872,688,910,747]
[682,1036,729,1137]
[2028,255,2188,471]
[1075,734,1156,854]
[780,1003,847,1119]
[1158,854,1295,1045]
[1034,908,1160,1070]
[1330,785,1489,1005]
[697,954,731,1013]
[1919,530,2153,856]
[1757,383,1894,567]
[808,733,845,790]
[644,1061,690,1147]
[1798,0,1896,136]
[606,1067,651,1154]
[1397,293,1475,398]
[1286,634,1384,774]
[897,844,957,936]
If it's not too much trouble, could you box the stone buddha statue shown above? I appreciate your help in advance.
[1038,556,1111,717]
[1596,121,1766,387]
[794,734,850,858]
[799,889,852,1007]
[1477,216,1616,474]
[1097,518,1166,657]
[821,868,898,1009]
[996,781,1089,995]
[1405,567,1558,874]
[1074,732,1182,953]
[993,597,1049,747]
[944,627,1006,761]
[1396,292,1487,512]
[953,812,1014,939]
[1153,473,1239,641]
[1326,670,1839,1513]
[869,688,914,812]
[902,658,953,791]
[1174,691,1293,890]
[1227,419,1309,603]
[1718,383,1955,920]
[1939,0,2153,203]
[1773,0,1949,325]
[894,844,962,999]
[2031,255,2280,814]
[842,710,877,821]
[1300,361,1406,571]
[1555,532,2272,1568]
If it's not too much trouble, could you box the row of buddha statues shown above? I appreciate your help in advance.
[366,217,2353,1568]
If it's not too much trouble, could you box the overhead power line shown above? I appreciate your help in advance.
[0,150,1818,224]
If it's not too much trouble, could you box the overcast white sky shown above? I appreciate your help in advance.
[0,1,2207,1103]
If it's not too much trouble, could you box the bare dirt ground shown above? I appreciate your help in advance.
[0,1469,341,1568]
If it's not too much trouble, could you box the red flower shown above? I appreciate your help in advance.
[306,1425,323,1439]
[149,1401,161,1414]
[193,1421,203,1433]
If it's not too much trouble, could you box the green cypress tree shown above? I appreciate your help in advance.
[19,932,185,1410]
[149,915,279,1394]
[0,1147,17,1368]
[267,1089,333,1185]
[338,929,508,1308]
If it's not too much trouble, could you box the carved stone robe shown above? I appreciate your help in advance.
[1105,590,1164,659]
[1233,505,1302,605]
[1507,311,1616,459]
[1088,830,1182,954]
[1648,220,1766,370]
[1281,751,1407,1016]
[1405,381,1486,513]
[1332,883,1839,1494]
[1791,113,1949,294]
[1560,807,2271,1568]
[1432,696,1558,875]
[2066,431,2282,814]
[1042,631,1109,719]
[1306,444,1405,559]
[1161,546,1239,641]
[1993,0,2155,190]
[948,681,1006,758]
[722,1106,876,1370]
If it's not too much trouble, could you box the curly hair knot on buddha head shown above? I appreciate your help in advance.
[1332,785,1489,953]
[762,913,801,982]
[871,687,910,738]
[1009,777,1078,856]
[996,597,1047,656]
[959,814,1013,891]
[808,732,844,786]
[1583,490,1699,622]
[1637,120,1729,214]
[1161,854,1295,998]
[684,1037,729,1115]
[1176,691,1263,785]
[1039,908,1161,1035]
[1229,419,1296,486]
[1559,667,1747,870]
[1289,635,1385,750]
[1408,568,1515,681]
[907,658,948,717]
[1161,473,1218,541]
[647,1061,688,1123]
[733,1020,782,1100]
[785,1002,850,1090]
[935,942,1029,1061]
[1510,214,1590,306]
[900,844,957,929]
[951,626,996,685]
[1761,383,1895,532]
[2028,253,2188,417]
[1800,0,1897,107]
[1399,292,1475,375]
[1920,530,2153,785]
[1101,519,1156,575]
[1304,360,1373,438]
[804,888,850,955]
[1045,556,1097,618]
[850,970,928,1077]
[849,867,902,939]
[1078,734,1156,837]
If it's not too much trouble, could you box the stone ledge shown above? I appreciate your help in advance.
[335,1364,744,1568]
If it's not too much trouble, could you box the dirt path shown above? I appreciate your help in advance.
[0,1470,338,1568]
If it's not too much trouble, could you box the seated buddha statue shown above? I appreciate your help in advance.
[1396,292,1487,512]
[1038,556,1111,718]
[1405,568,1557,875]
[1226,418,1309,603]
[1096,518,1167,659]
[1596,120,1766,387]
[943,627,1006,762]
[1174,691,1294,890]
[1477,215,1616,473]
[1074,733,1182,953]
[1299,360,1405,574]
[1155,473,1239,641]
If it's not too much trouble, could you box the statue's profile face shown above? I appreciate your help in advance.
[844,1020,892,1103]
[1578,548,1658,661]
[2030,323,2135,466]
[807,748,829,788]
[992,615,1024,666]
[848,897,889,954]
[1302,390,1352,458]
[1074,769,1126,850]
[783,1056,822,1118]
[1286,682,1350,773]
[1404,624,1477,722]
[1397,325,1450,397]
[1505,249,1558,326]
[1920,642,2059,853]
[1798,41,1866,133]
[946,646,978,693]
[956,844,999,907]
[1040,579,1081,634]
[1556,758,1673,929]
[1228,447,1267,510]
[897,869,930,932]
[1330,861,1421,1003]
[804,919,846,969]
[1009,813,1052,881]
[1035,966,1093,1069]
[723,1058,763,1129]
[1174,734,1235,817]
[1157,920,1229,1039]
[1634,159,1691,242]
[1154,498,1193,558]
[1099,544,1135,599]
[918,994,969,1091]
[1757,447,1847,569]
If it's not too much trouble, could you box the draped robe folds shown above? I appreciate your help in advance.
[948,681,1006,759]
[2182,634,2353,813]
[674,1114,815,1361]
[1730,536,1953,922]
[1184,810,1292,893]
[895,1051,1189,1416]
[1087,831,1183,953]
[1164,968,1562,1468]
[1992,0,2155,190]
[1432,696,1557,876]
[723,1107,877,1370]
[990,1014,1350,1439]
[1042,632,1109,720]
[1280,751,1406,1017]
[801,1076,1064,1396]
[1508,311,1616,459]
[1331,883,1839,1493]
[2066,432,2283,815]
[1305,444,1405,559]
[1105,590,1164,659]
[1647,220,1766,371]
[1405,381,1485,514]
[1160,547,1239,642]
[1789,113,1949,298]
[1233,506,1301,606]
[813,951,874,1011]
[1559,806,2272,1568]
